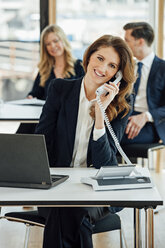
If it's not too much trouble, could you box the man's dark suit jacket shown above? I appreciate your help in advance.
[35,77,133,168]
[145,56,165,144]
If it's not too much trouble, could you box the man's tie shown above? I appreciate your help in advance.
[134,62,143,95]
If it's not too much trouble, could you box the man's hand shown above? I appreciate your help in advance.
[27,95,34,99]
[125,113,148,139]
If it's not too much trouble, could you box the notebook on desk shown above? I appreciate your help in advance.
[0,133,69,189]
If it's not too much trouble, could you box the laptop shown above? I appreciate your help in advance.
[0,133,69,189]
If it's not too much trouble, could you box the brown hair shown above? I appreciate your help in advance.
[83,34,135,121]
[38,24,76,87]
[123,22,154,47]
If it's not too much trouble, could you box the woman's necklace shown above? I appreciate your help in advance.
[53,65,64,78]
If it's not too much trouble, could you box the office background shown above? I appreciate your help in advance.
[0,0,165,247]
[0,0,164,102]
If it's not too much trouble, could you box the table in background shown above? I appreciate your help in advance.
[0,103,42,123]
[0,102,43,133]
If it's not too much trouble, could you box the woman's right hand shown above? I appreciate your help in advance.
[98,82,120,110]
[94,82,120,129]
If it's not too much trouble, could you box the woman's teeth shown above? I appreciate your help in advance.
[95,70,104,77]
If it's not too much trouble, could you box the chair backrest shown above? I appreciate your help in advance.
[121,143,164,158]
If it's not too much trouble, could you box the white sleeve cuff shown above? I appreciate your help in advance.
[93,127,105,141]
[145,111,153,122]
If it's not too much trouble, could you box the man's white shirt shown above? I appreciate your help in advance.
[134,51,154,122]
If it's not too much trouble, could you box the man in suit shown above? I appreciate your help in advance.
[122,22,165,145]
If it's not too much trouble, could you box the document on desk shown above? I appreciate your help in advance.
[81,166,154,191]
[6,98,46,106]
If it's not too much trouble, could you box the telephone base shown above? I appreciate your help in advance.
[80,167,153,191]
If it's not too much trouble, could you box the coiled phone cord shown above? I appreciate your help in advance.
[96,94,132,165]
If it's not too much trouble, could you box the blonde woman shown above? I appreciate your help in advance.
[28,24,84,100]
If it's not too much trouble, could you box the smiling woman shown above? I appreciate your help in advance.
[84,46,120,90]
[45,33,64,60]
[15,24,84,135]
[27,24,85,100]
[83,34,136,122]
[35,34,135,248]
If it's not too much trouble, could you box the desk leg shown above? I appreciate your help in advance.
[134,208,142,248]
[145,208,154,248]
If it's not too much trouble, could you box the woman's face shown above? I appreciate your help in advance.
[45,32,65,58]
[86,46,120,87]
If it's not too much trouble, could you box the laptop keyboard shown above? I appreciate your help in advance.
[51,175,63,182]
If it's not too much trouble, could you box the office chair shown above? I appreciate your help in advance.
[120,142,164,172]
[0,211,45,248]
[0,210,125,248]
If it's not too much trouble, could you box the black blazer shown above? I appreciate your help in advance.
[35,77,133,168]
[147,56,165,144]
[28,59,84,100]
[146,56,165,144]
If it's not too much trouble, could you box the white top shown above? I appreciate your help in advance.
[134,52,154,122]
[71,79,105,168]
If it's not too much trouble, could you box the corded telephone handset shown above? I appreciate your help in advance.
[95,70,132,165]
[96,70,123,96]
[80,71,153,190]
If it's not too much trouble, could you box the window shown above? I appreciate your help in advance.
[0,0,40,100]
[0,0,39,40]
[57,0,150,59]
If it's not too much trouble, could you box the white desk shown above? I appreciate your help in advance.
[0,103,42,123]
[0,168,163,248]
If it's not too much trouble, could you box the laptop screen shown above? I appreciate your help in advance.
[0,133,51,185]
